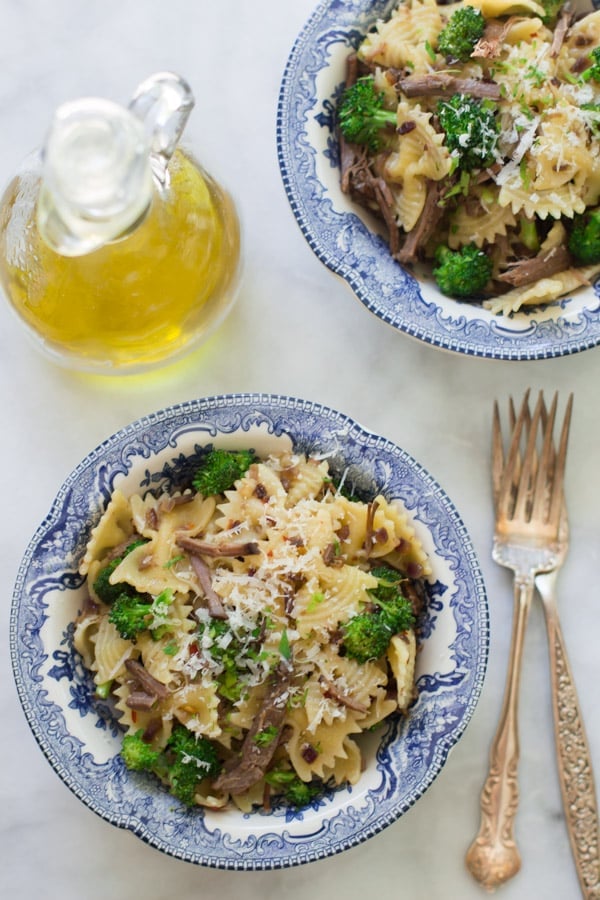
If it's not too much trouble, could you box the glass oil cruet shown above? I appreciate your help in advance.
[0,72,241,374]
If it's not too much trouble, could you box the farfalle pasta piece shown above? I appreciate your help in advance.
[468,0,545,18]
[384,102,453,231]
[79,488,133,575]
[358,690,399,729]
[392,178,428,235]
[294,565,377,637]
[448,189,516,249]
[358,0,444,71]
[501,16,549,45]
[90,615,135,683]
[108,541,189,596]
[388,631,417,710]
[112,681,172,738]
[285,705,364,782]
[135,597,195,687]
[375,497,432,575]
[484,263,600,313]
[171,682,221,738]
[319,737,364,786]
[528,109,593,191]
[72,606,102,669]
[312,646,390,719]
[558,9,600,78]
[497,180,587,220]
[280,455,330,507]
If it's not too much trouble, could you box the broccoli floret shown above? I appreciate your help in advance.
[120,725,222,806]
[581,47,600,83]
[437,6,485,62]
[121,729,161,771]
[340,564,418,662]
[197,618,241,700]
[369,565,416,634]
[109,593,153,639]
[285,778,321,808]
[108,588,173,640]
[341,612,393,663]
[539,0,564,26]
[92,538,147,605]
[368,564,402,603]
[337,75,398,152]
[165,724,222,805]
[567,208,600,264]
[265,768,321,808]
[197,616,267,702]
[433,244,492,299]
[192,448,256,496]
[437,93,499,172]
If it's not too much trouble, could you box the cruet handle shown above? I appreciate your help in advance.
[128,72,195,188]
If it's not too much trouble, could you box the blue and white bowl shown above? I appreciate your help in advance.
[10,394,488,868]
[277,0,600,360]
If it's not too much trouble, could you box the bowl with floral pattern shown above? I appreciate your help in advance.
[277,0,600,360]
[11,394,488,867]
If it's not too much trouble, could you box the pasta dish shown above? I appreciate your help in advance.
[339,0,600,313]
[75,450,430,811]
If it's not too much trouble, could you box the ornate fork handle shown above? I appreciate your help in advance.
[536,570,600,899]
[465,575,533,891]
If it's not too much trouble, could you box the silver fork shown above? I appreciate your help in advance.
[465,390,581,892]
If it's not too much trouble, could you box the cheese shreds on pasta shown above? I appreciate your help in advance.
[75,451,430,810]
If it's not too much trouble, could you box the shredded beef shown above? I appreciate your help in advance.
[496,245,572,288]
[189,554,227,619]
[125,658,170,700]
[397,179,445,265]
[176,534,259,558]
[212,663,293,795]
[395,72,501,101]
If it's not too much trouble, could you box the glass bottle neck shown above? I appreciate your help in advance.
[37,98,154,257]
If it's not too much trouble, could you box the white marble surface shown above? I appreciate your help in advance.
[1,2,599,898]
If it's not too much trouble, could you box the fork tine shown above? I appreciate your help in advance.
[492,400,503,507]
[497,390,530,521]
[548,393,573,528]
[510,393,532,498]
[513,391,544,523]
[508,397,517,432]
[530,392,558,523]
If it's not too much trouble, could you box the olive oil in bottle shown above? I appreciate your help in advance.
[0,73,241,374]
